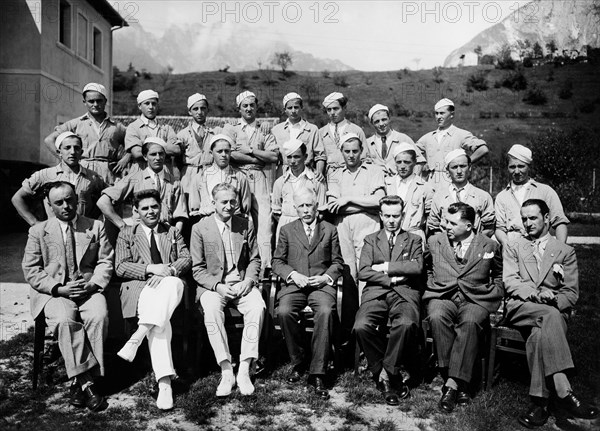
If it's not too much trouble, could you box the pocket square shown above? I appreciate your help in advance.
[483,252,494,259]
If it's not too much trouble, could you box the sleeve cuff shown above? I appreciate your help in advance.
[51,284,61,297]
[286,271,298,284]
[325,275,334,286]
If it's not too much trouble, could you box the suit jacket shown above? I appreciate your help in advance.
[425,232,502,312]
[384,174,433,233]
[22,216,114,318]
[191,214,261,300]
[358,230,423,304]
[115,222,192,318]
[272,219,343,299]
[503,236,578,312]
[366,130,424,171]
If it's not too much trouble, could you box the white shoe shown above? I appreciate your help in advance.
[156,385,174,410]
[237,371,255,396]
[117,339,141,362]
[216,373,236,397]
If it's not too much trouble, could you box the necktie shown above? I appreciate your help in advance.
[533,240,542,271]
[388,232,395,257]
[381,135,388,159]
[455,241,463,259]
[150,229,163,264]
[65,222,78,281]
[306,226,313,244]
[223,224,236,273]
[154,173,161,192]
[455,188,463,202]
[334,123,340,146]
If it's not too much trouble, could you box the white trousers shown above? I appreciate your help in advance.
[199,288,265,364]
[137,276,184,381]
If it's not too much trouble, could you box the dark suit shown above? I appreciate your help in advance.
[272,219,343,375]
[353,230,423,379]
[115,222,192,319]
[22,216,113,378]
[425,232,502,383]
[503,235,578,398]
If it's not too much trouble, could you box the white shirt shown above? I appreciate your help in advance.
[435,124,453,144]
[375,131,393,155]
[144,167,164,190]
[140,115,158,134]
[139,223,158,247]
[450,182,469,203]
[396,173,416,203]
[191,121,205,136]
[57,215,78,243]
[511,180,530,206]
[285,119,306,140]
[452,231,475,259]
[241,118,257,139]
[329,119,349,140]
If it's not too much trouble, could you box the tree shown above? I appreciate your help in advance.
[546,40,558,58]
[532,42,543,58]
[157,65,174,92]
[514,39,531,60]
[496,43,516,69]
[272,52,293,74]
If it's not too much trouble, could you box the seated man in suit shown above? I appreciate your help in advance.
[425,202,502,412]
[191,183,265,397]
[354,195,423,405]
[503,199,598,428]
[272,187,344,400]
[114,189,192,410]
[22,181,113,411]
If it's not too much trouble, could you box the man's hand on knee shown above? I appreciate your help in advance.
[216,283,236,300]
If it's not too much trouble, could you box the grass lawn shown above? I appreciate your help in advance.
[1,245,598,430]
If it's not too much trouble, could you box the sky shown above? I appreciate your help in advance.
[112,0,533,70]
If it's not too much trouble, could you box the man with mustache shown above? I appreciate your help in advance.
[503,199,597,428]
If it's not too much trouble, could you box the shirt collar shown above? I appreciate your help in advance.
[140,115,157,127]
[144,167,164,179]
[302,218,317,232]
[139,222,159,241]
[398,173,415,184]
[452,231,475,247]
[284,167,314,181]
[240,118,256,128]
[284,118,306,129]
[81,112,113,124]
[450,182,471,194]
[342,162,366,173]
[214,215,232,232]
[57,215,78,231]
[436,124,456,134]
[55,163,86,177]
[191,121,205,134]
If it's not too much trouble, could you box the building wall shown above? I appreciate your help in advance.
[1,0,115,166]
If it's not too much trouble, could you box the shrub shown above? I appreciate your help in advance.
[496,44,516,70]
[500,70,528,91]
[466,71,489,92]
[522,84,547,105]
[432,66,444,83]
[333,74,349,88]
[224,75,237,86]
[523,57,533,67]
[321,70,331,78]
[480,54,496,65]
[237,73,248,90]
[558,80,573,99]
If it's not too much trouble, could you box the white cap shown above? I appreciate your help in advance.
[55,131,80,150]
[282,139,305,157]
[507,144,533,164]
[434,98,454,111]
[209,134,234,149]
[323,92,344,108]
[137,89,159,104]
[368,104,389,122]
[236,91,256,107]
[187,93,207,109]
[82,83,107,98]
[143,136,167,148]
[391,142,418,160]
[283,92,302,107]
[339,132,361,148]
[444,148,468,168]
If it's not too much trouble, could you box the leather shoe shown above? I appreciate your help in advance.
[518,404,549,428]
[389,376,410,400]
[456,390,471,407]
[554,392,599,419]
[84,385,105,412]
[309,376,330,400]
[439,386,458,413]
[287,367,305,384]
[377,380,400,406]
[69,381,86,408]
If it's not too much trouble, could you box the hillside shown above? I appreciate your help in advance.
[114,62,600,160]
[444,0,599,67]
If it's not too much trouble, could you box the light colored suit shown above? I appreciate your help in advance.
[272,219,344,375]
[191,214,264,364]
[354,230,423,378]
[366,130,424,173]
[22,216,113,378]
[115,222,192,381]
[503,235,578,398]
[425,232,502,383]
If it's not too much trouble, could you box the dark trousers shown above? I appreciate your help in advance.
[426,292,488,383]
[353,290,420,378]
[278,289,336,375]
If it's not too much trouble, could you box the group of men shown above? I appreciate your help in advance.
[14,82,597,428]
